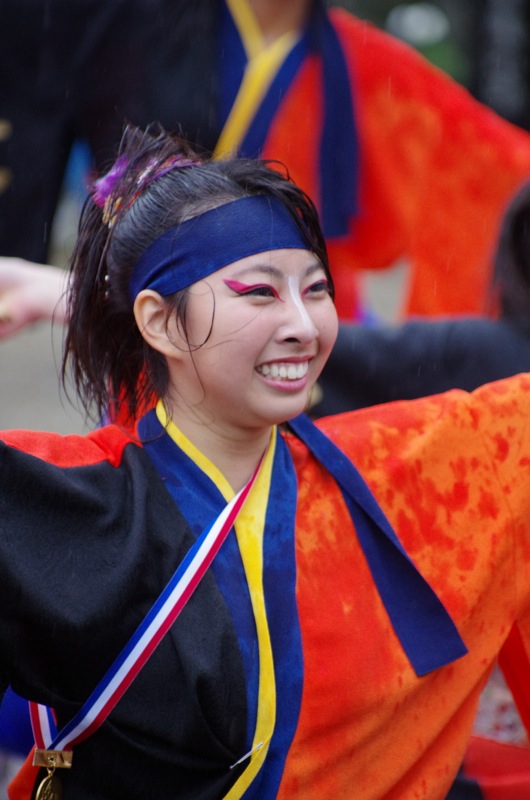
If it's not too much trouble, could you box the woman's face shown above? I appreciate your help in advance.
[166,247,338,435]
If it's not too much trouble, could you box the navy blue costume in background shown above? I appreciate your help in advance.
[0,0,218,261]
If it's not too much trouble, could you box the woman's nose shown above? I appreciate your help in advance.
[278,277,319,342]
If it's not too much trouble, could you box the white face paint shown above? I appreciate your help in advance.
[287,274,318,339]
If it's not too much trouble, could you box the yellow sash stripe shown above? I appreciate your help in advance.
[225,0,264,59]
[156,403,277,797]
[223,427,277,799]
[214,0,299,159]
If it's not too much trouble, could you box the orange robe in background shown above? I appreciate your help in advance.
[263,10,530,318]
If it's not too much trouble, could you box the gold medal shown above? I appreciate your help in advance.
[33,749,72,800]
[35,772,62,800]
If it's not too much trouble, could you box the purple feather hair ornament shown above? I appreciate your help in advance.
[92,155,130,209]
[92,152,201,227]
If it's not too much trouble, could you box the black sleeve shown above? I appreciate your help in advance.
[313,318,530,416]
[0,439,248,798]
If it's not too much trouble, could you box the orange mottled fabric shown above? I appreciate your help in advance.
[264,11,530,318]
[278,373,530,798]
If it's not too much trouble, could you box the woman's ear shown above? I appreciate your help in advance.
[133,290,183,359]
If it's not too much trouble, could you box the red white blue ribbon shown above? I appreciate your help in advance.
[30,457,262,752]
[29,703,57,751]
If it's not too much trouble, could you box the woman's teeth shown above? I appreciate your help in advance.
[257,362,308,380]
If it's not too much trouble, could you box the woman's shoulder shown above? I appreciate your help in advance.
[0,423,138,468]
[288,373,530,476]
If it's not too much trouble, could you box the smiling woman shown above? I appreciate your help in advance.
[127,198,337,485]
[4,124,530,800]
[64,128,333,432]
[134,244,337,490]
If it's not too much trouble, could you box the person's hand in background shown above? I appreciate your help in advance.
[0,258,67,339]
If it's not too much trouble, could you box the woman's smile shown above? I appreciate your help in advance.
[255,358,311,385]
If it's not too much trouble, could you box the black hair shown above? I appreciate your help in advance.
[62,123,332,425]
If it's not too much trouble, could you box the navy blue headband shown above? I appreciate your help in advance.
[129,195,310,300]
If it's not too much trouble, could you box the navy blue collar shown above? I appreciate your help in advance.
[288,413,468,676]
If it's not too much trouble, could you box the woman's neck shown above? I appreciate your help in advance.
[202,431,271,493]
[247,0,311,45]
[164,405,272,493]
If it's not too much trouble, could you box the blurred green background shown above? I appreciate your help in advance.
[335,1,476,84]
[333,1,530,131]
